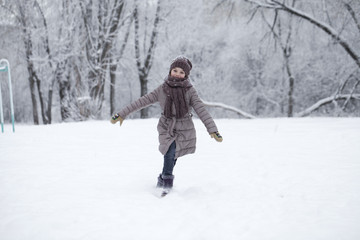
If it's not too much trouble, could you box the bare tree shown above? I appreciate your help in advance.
[33,0,56,123]
[17,4,38,124]
[110,15,133,115]
[2,0,74,124]
[296,70,360,116]
[8,0,46,124]
[80,0,126,116]
[244,0,360,116]
[244,0,360,69]
[133,0,161,118]
[256,0,297,117]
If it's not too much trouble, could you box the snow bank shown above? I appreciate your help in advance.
[1,118,360,240]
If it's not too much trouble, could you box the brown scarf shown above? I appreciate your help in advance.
[163,75,192,118]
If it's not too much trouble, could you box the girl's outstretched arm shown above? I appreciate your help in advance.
[111,86,161,125]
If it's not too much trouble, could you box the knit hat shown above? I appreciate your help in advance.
[169,56,192,77]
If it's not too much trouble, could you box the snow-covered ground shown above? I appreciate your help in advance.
[1,118,360,240]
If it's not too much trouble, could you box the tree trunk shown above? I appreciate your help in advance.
[258,4,296,117]
[110,15,133,115]
[56,60,72,121]
[20,5,39,125]
[109,62,116,116]
[35,0,55,124]
[25,44,39,124]
[287,72,294,117]
[18,0,54,124]
[133,0,161,118]
[35,74,49,124]
[81,0,125,116]
[28,66,39,125]
[140,73,149,118]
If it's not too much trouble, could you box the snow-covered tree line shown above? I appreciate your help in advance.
[0,0,359,124]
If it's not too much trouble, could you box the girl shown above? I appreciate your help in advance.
[111,56,222,194]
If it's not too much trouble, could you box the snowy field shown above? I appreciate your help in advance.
[1,118,360,240]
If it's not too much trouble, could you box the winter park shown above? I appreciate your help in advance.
[1,1,360,240]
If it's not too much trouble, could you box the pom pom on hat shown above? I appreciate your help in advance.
[169,56,192,77]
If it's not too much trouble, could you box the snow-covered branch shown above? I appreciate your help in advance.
[244,0,280,9]
[201,99,256,119]
[344,2,360,34]
[245,0,360,69]
[295,94,360,117]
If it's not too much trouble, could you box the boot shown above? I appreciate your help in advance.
[156,174,164,188]
[162,174,174,189]
[156,174,174,189]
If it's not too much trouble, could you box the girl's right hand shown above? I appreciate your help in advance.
[110,113,124,126]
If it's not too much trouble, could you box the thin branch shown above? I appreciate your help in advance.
[336,69,358,95]
[322,0,333,27]
[344,2,360,34]
[342,77,360,109]
[133,0,143,74]
[295,94,360,117]
[202,99,256,119]
[271,0,360,68]
[244,0,280,9]
[0,4,21,23]
[226,2,235,21]
[33,0,53,70]
[247,0,360,69]
[212,0,228,13]
[144,0,161,74]
[115,14,133,64]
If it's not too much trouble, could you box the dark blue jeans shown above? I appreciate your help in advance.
[162,141,177,176]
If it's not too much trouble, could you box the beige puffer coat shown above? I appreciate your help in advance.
[118,85,218,159]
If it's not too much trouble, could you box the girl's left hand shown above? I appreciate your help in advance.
[210,132,223,142]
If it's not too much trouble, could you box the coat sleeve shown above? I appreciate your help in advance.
[189,87,218,134]
[118,86,160,118]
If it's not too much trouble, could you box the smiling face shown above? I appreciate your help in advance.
[170,67,186,79]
